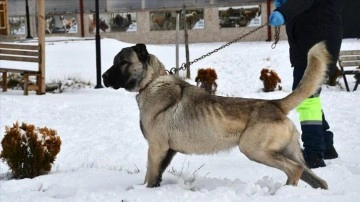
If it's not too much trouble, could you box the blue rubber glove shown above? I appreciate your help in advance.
[274,0,287,8]
[269,11,285,26]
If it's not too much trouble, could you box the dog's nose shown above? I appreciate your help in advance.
[102,73,110,87]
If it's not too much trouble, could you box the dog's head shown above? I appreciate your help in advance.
[102,43,166,92]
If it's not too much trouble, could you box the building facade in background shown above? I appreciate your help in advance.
[1,0,358,44]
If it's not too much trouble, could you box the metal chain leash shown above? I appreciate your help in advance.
[271,26,281,49]
[168,22,280,75]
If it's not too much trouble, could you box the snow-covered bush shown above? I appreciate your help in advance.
[0,122,61,179]
[2,73,24,90]
[46,77,93,93]
[1,73,92,93]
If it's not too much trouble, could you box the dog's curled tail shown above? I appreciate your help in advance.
[277,42,331,113]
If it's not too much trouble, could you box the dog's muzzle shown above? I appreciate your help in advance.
[102,64,135,90]
[102,66,123,89]
[102,72,111,88]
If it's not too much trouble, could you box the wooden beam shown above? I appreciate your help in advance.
[28,85,39,91]
[340,61,360,67]
[0,55,39,62]
[339,55,360,61]
[0,68,39,73]
[0,49,40,56]
[0,43,40,50]
[340,50,360,55]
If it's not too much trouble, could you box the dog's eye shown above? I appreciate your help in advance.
[119,61,128,66]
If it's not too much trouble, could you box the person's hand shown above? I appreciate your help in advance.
[269,11,285,26]
[274,0,287,8]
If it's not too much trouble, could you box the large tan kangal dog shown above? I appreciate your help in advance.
[102,42,330,189]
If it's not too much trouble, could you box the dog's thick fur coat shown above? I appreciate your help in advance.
[103,42,330,189]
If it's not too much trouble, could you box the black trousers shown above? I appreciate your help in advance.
[293,67,334,158]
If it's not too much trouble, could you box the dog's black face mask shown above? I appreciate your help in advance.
[102,44,149,91]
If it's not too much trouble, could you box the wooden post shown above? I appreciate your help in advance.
[0,0,9,35]
[37,0,45,94]
[24,73,29,95]
[2,72,7,92]
[266,0,272,42]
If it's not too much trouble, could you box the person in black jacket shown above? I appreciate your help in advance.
[269,0,342,168]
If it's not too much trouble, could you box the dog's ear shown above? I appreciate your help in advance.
[132,43,149,63]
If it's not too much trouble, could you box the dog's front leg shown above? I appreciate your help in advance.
[145,144,172,188]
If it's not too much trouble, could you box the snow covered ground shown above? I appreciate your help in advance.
[0,37,359,202]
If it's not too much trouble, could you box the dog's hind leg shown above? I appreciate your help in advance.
[300,168,328,189]
[283,150,328,189]
[145,145,176,188]
[283,126,328,189]
[242,148,304,186]
[239,129,304,186]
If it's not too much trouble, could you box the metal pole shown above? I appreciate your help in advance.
[141,0,145,9]
[95,0,103,88]
[79,0,84,37]
[183,5,190,79]
[175,11,180,76]
[25,0,33,39]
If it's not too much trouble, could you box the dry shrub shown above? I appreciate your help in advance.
[355,72,360,82]
[326,67,343,86]
[0,122,61,179]
[195,68,218,94]
[259,68,282,92]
